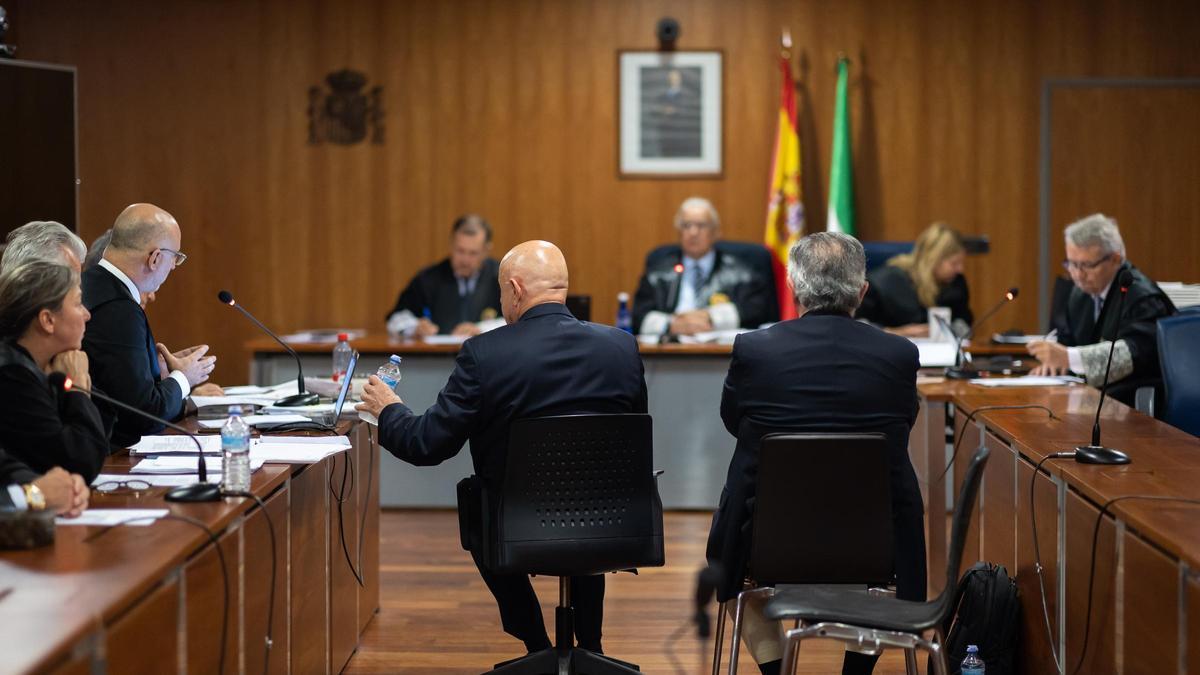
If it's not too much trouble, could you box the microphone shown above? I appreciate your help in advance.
[694,563,723,638]
[945,287,1019,379]
[1073,269,1133,465]
[49,373,222,503]
[218,290,319,407]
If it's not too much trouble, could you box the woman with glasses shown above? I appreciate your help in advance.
[857,222,973,337]
[0,260,111,483]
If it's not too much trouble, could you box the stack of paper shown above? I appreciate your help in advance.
[197,414,311,429]
[969,375,1083,387]
[912,339,958,367]
[58,509,168,527]
[252,436,352,463]
[130,435,223,455]
[130,456,265,475]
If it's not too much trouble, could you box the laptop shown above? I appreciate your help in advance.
[259,350,358,432]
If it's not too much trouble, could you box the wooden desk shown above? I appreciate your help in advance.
[912,379,1200,674]
[0,418,380,675]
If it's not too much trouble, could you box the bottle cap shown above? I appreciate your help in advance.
[337,332,349,341]
[617,292,629,302]
[229,405,243,415]
[966,645,978,653]
[389,354,403,364]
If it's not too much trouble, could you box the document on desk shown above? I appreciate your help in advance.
[130,456,266,475]
[911,339,958,367]
[250,435,352,463]
[222,385,272,395]
[130,435,224,455]
[57,509,169,527]
[969,375,1083,387]
[191,394,279,408]
[677,329,748,345]
[422,334,469,345]
[197,414,311,429]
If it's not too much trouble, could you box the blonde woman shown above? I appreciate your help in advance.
[857,223,972,337]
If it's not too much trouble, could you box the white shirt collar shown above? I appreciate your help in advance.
[683,249,716,276]
[98,258,142,302]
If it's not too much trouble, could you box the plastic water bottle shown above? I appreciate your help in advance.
[961,645,985,675]
[220,405,251,493]
[332,333,352,382]
[376,354,403,391]
[616,292,633,333]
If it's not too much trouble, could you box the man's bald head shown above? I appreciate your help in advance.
[498,240,569,323]
[109,203,180,252]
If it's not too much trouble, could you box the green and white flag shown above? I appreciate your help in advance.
[827,57,855,235]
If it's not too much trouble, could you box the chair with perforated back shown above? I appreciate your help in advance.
[486,414,664,675]
[1158,312,1200,436]
[710,433,904,675]
[762,445,991,675]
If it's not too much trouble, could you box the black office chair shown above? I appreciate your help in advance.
[485,414,665,675]
[763,445,991,675]
[711,433,899,675]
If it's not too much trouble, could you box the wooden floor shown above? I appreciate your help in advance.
[344,510,911,674]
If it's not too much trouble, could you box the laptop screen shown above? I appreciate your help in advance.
[332,350,359,418]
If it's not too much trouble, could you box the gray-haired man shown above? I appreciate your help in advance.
[1,220,87,273]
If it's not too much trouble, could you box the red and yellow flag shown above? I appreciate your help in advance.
[764,54,804,320]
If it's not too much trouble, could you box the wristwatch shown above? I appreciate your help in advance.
[22,483,46,511]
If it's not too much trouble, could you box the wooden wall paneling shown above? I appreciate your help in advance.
[329,451,362,672]
[290,461,331,674]
[184,528,242,675]
[243,486,291,675]
[104,576,179,675]
[980,431,1016,572]
[357,424,382,634]
[10,0,1200,381]
[1122,530,1181,675]
[1015,457,1060,675]
[1062,489,1117,674]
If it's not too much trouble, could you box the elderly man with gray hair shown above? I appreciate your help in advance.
[1,220,87,273]
[705,231,925,675]
[1028,213,1175,403]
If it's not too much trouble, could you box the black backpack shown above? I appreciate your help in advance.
[940,562,1020,674]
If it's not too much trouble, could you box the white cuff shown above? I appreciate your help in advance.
[708,302,740,331]
[6,484,28,510]
[1067,347,1084,375]
[476,317,507,333]
[170,370,192,398]
[387,310,419,337]
[639,310,672,336]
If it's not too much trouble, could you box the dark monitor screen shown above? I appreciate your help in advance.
[0,60,77,237]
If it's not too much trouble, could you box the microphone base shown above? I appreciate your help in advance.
[273,392,320,407]
[165,482,223,503]
[944,366,981,380]
[1073,445,1131,465]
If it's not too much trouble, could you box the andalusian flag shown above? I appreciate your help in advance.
[764,55,804,320]
[827,57,855,235]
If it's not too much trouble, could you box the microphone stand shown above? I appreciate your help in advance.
[945,288,1018,379]
[1073,272,1133,465]
[53,374,222,502]
[219,291,319,407]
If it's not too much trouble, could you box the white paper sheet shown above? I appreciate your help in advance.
[969,376,1083,387]
[130,456,265,475]
[130,435,223,455]
[912,339,958,367]
[57,508,169,527]
[197,414,310,429]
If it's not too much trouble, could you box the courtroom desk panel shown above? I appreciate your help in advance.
[1123,531,1181,675]
[1062,490,1117,673]
[185,528,241,675]
[329,451,362,672]
[980,431,1017,573]
[952,407,984,567]
[289,461,331,673]
[914,400,950,599]
[105,575,179,675]
[1189,573,1200,675]
[243,487,290,675]
[356,423,382,634]
[1015,458,1061,675]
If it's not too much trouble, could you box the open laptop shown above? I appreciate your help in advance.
[261,350,358,432]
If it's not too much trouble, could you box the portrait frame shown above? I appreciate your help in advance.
[618,50,723,178]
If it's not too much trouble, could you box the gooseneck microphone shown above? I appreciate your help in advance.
[217,290,319,407]
[945,287,1019,379]
[49,373,222,503]
[1074,269,1133,465]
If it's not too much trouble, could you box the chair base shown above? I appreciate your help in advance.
[489,647,640,675]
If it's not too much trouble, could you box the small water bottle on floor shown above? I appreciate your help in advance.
[221,405,251,493]
[961,644,985,675]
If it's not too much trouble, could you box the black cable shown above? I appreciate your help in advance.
[1028,451,1075,674]
[230,491,278,675]
[357,425,376,582]
[933,404,1058,484]
[86,513,230,675]
[329,449,364,586]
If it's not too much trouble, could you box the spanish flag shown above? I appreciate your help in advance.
[764,54,804,320]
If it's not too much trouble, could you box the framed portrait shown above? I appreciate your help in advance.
[618,50,723,177]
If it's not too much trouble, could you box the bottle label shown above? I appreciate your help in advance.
[962,668,984,675]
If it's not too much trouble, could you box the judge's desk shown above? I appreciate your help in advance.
[0,415,380,675]
[912,377,1200,674]
[246,332,1032,509]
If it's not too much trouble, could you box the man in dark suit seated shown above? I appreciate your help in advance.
[386,214,504,338]
[2,446,89,517]
[706,232,925,675]
[632,197,772,337]
[82,204,218,447]
[358,240,648,658]
[1029,214,1175,404]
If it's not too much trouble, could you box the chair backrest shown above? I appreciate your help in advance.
[862,241,914,272]
[493,414,665,576]
[645,240,780,322]
[565,294,591,322]
[1158,313,1200,436]
[748,433,894,586]
[930,445,991,621]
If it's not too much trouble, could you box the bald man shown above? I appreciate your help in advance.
[81,204,217,446]
[358,240,647,659]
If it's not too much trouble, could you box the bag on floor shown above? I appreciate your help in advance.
[940,562,1019,675]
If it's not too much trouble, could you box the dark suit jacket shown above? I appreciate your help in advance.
[631,246,774,334]
[858,264,973,328]
[377,303,648,500]
[706,311,926,602]
[388,258,502,334]
[81,264,185,447]
[1060,261,1175,389]
[0,342,112,483]
[1,445,39,508]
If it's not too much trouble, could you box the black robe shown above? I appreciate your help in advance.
[387,258,502,334]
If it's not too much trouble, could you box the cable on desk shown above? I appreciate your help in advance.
[932,404,1058,484]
